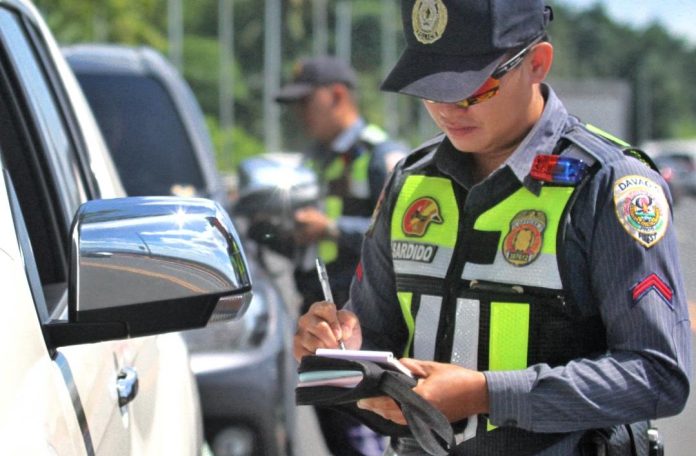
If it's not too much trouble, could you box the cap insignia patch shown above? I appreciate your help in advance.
[412,0,448,45]
[502,210,547,267]
[613,175,669,248]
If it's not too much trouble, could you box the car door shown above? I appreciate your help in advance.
[0,1,207,455]
[0,4,137,454]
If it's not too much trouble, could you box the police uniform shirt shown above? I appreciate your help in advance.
[346,84,691,452]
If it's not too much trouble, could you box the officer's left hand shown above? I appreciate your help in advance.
[356,359,489,425]
[294,207,334,244]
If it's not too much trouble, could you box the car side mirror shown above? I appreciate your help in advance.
[46,196,252,347]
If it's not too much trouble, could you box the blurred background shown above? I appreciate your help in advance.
[34,0,696,170]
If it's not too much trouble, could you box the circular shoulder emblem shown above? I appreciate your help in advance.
[503,210,547,267]
[403,197,443,237]
[412,0,448,45]
[613,175,669,248]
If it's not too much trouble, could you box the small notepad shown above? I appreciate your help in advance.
[315,348,414,378]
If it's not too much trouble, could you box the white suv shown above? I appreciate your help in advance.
[0,1,252,454]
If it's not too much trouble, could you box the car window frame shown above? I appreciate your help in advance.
[0,5,94,322]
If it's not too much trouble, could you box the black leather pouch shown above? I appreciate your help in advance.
[296,355,454,456]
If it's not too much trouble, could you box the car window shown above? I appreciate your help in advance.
[76,74,206,196]
[0,8,82,319]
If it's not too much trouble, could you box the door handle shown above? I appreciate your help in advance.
[116,367,139,407]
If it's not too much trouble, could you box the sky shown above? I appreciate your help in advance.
[556,0,696,47]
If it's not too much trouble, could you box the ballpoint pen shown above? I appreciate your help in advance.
[315,258,346,350]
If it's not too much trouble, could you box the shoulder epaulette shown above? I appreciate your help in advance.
[584,123,659,172]
[560,125,610,166]
[560,122,657,172]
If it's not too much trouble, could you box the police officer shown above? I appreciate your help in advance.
[276,56,408,455]
[293,1,691,455]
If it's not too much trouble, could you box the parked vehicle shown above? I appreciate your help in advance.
[64,44,297,456]
[0,1,253,454]
[653,154,696,202]
[642,139,696,203]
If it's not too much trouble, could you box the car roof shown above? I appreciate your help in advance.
[63,44,175,78]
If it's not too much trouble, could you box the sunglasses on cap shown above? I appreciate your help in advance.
[426,36,544,109]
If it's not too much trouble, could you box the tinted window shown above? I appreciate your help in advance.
[76,74,205,196]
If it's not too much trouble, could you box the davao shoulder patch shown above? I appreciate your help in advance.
[613,175,669,248]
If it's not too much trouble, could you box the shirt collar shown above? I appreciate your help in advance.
[505,84,568,187]
[330,117,366,154]
[435,84,568,193]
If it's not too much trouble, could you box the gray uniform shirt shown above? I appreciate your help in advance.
[346,85,691,454]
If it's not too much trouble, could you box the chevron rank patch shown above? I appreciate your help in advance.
[631,273,674,309]
[613,175,669,248]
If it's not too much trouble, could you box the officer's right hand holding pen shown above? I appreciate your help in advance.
[293,258,360,359]
[292,300,362,360]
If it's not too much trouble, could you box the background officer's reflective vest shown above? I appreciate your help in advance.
[314,124,387,264]
[389,165,606,453]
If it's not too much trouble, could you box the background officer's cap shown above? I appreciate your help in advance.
[381,0,553,103]
[275,56,357,103]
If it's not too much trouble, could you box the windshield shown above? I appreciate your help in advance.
[76,74,205,197]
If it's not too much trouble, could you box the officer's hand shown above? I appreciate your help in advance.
[293,300,362,361]
[356,359,489,424]
[294,207,333,244]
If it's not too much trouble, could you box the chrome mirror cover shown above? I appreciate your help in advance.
[68,196,252,337]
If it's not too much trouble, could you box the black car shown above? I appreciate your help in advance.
[64,44,297,456]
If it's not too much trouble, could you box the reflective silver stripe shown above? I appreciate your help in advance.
[462,251,562,289]
[413,295,442,360]
[452,298,479,443]
[393,244,454,278]
[451,298,479,369]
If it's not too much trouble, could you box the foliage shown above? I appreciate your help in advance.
[34,0,167,48]
[547,1,696,140]
[206,116,264,171]
[33,0,696,172]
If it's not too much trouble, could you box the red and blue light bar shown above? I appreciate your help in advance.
[530,154,588,185]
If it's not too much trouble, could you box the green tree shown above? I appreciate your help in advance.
[34,0,696,171]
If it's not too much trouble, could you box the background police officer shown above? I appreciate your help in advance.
[276,55,408,456]
[293,1,691,455]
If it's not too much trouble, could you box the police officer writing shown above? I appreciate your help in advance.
[293,1,691,455]
[276,56,408,455]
